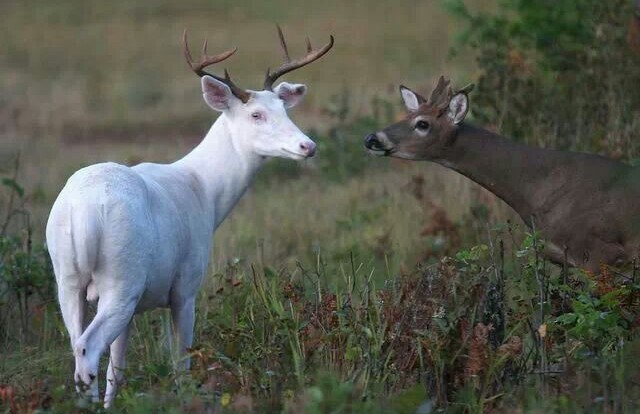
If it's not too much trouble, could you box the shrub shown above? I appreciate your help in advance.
[446,0,640,159]
[0,161,55,348]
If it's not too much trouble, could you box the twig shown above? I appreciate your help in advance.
[1,153,24,237]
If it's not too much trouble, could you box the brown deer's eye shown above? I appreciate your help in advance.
[415,120,430,131]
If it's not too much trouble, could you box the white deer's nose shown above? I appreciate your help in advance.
[299,141,316,157]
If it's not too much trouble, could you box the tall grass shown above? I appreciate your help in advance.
[2,180,639,412]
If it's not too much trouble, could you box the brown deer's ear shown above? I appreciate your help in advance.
[399,85,426,112]
[448,92,469,125]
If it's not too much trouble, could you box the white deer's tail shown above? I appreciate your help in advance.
[68,202,101,276]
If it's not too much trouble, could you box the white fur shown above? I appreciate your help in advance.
[273,82,307,108]
[448,92,469,125]
[46,79,315,407]
[400,86,420,112]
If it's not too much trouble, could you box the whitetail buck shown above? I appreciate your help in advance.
[365,77,640,273]
[46,26,333,407]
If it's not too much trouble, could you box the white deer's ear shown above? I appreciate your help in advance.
[273,82,307,108]
[399,85,422,112]
[201,75,237,112]
[448,92,469,125]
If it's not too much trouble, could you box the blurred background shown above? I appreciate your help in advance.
[0,0,491,272]
[2,0,640,412]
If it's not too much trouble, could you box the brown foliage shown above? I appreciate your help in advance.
[595,265,617,296]
[380,272,435,378]
[0,385,16,413]
[301,293,341,360]
[497,335,523,360]
[0,382,52,414]
[464,323,491,379]
[628,14,640,54]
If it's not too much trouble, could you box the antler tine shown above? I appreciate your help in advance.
[183,29,198,71]
[183,30,236,75]
[429,76,453,109]
[277,25,291,63]
[264,26,335,91]
[182,29,250,103]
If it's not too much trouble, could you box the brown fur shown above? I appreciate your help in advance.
[367,77,640,273]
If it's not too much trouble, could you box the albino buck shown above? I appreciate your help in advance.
[365,77,640,273]
[46,27,333,407]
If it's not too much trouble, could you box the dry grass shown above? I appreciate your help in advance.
[0,0,500,263]
[0,0,488,140]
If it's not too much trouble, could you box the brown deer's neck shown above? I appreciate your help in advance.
[439,124,568,225]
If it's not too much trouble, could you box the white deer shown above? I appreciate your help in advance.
[45,27,333,407]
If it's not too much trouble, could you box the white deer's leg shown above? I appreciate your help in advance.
[170,297,196,371]
[57,281,87,349]
[56,278,90,395]
[104,321,131,408]
[74,286,139,403]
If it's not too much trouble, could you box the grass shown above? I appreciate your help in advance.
[0,0,487,142]
[3,199,640,412]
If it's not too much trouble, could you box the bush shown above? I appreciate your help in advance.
[446,0,640,159]
[0,162,55,349]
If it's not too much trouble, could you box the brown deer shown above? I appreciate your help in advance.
[364,77,640,273]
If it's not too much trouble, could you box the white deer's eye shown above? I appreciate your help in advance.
[251,112,264,121]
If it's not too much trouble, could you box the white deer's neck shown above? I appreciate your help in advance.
[174,114,265,230]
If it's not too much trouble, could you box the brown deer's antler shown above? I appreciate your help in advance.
[183,29,251,103]
[428,76,453,110]
[263,25,334,91]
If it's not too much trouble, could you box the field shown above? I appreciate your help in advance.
[2,0,640,413]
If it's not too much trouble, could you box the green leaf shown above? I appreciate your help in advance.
[1,178,24,198]
[555,313,578,325]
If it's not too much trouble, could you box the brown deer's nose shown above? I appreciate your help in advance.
[365,133,383,150]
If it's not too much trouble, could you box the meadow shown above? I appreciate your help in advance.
[2,0,640,412]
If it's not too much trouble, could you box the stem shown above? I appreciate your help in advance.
[1,154,22,237]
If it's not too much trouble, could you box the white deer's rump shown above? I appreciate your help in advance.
[47,162,194,312]
[48,163,145,274]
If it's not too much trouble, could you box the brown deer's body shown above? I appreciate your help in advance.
[365,78,640,273]
[431,124,640,271]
